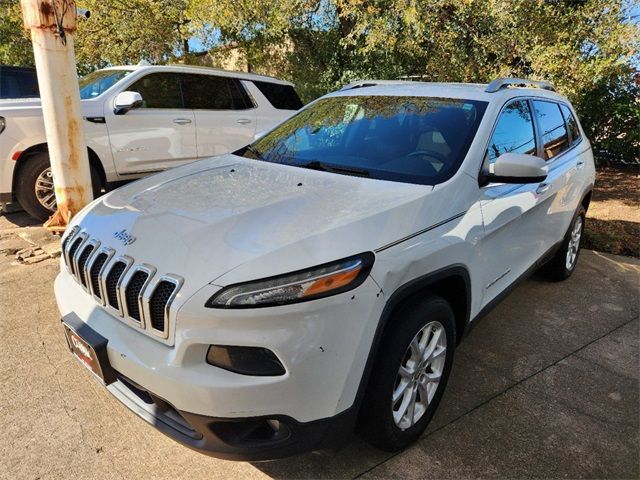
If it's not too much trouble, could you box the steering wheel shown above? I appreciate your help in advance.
[408,149,448,163]
[406,149,449,176]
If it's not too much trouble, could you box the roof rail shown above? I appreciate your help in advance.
[485,77,555,93]
[340,80,408,91]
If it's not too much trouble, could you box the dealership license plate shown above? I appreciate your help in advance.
[62,314,116,385]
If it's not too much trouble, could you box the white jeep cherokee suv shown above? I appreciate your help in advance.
[55,78,595,460]
[0,64,302,220]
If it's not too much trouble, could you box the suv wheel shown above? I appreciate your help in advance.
[543,205,586,281]
[15,152,102,221]
[358,295,456,451]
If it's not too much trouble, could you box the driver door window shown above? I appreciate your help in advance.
[486,100,536,166]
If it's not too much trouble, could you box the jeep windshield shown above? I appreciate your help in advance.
[241,95,487,185]
[79,69,133,99]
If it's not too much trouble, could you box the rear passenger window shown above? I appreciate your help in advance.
[181,74,251,110]
[252,81,303,110]
[560,104,581,146]
[487,100,536,163]
[532,100,570,160]
[127,73,183,109]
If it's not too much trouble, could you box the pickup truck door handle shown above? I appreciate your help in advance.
[236,118,252,125]
[576,160,585,169]
[173,118,192,125]
[536,183,551,195]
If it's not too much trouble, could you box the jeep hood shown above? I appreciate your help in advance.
[74,155,433,294]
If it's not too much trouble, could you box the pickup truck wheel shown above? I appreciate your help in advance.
[15,152,102,221]
[543,206,586,281]
[358,295,456,452]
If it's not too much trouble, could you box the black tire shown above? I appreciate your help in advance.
[543,206,586,281]
[15,152,102,221]
[358,294,456,452]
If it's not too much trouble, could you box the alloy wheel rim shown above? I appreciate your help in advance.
[566,216,583,271]
[35,167,56,211]
[392,321,447,430]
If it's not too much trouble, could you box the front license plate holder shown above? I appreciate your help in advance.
[62,313,116,385]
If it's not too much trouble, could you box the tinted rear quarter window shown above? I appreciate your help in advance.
[559,104,581,146]
[0,68,39,99]
[532,100,570,160]
[128,73,183,109]
[252,81,303,110]
[181,74,251,110]
[487,100,536,163]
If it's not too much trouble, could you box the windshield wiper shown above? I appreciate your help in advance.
[299,160,370,178]
[244,144,266,161]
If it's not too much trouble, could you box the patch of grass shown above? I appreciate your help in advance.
[584,166,639,258]
[583,218,639,258]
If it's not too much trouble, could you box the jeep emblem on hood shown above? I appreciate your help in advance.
[113,229,136,246]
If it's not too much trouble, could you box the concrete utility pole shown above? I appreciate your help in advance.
[20,0,92,232]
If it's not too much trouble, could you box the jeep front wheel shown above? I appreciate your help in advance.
[358,295,456,451]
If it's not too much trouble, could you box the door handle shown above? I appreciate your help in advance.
[536,183,550,195]
[576,160,585,170]
[236,118,251,125]
[173,118,192,125]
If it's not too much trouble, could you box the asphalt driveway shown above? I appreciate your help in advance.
[0,211,638,479]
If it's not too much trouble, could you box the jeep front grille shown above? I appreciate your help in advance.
[61,228,183,341]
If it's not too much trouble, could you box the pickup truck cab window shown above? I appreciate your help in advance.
[79,69,133,99]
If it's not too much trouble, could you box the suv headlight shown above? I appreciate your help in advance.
[0,116,5,135]
[206,252,375,308]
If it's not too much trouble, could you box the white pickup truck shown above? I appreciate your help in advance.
[0,64,302,220]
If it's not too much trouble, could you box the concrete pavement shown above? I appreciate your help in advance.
[0,210,638,479]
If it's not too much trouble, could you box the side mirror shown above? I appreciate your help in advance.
[114,91,143,115]
[488,152,547,184]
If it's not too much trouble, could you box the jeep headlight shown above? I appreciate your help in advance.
[206,252,375,308]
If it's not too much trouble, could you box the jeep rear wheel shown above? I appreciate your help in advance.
[358,295,456,451]
[543,205,586,281]
[15,152,102,221]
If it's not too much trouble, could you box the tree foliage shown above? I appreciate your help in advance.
[189,0,639,164]
[0,0,637,163]
[0,0,35,66]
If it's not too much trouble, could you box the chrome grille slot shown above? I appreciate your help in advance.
[89,253,109,300]
[76,244,95,287]
[144,275,183,338]
[125,269,151,323]
[149,281,175,331]
[105,261,127,309]
[61,226,79,269]
[67,236,84,276]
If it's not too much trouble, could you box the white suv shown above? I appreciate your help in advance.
[0,64,302,220]
[54,78,595,460]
